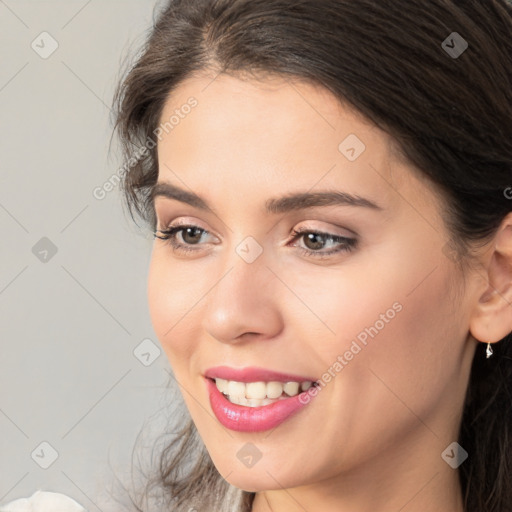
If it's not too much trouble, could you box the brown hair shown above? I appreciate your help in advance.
[112,1,512,510]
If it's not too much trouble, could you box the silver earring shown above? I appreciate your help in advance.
[486,342,493,359]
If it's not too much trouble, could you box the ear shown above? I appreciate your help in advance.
[469,212,512,345]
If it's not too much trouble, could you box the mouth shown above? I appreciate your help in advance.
[207,377,319,407]
[203,365,321,431]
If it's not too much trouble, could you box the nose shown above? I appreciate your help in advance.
[202,247,284,345]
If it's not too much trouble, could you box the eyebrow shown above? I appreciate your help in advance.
[151,182,383,214]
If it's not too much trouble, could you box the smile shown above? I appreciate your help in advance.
[214,378,317,407]
[204,367,320,432]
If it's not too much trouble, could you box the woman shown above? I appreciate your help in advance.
[112,0,512,511]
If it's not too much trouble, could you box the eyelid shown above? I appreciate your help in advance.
[290,220,357,240]
[155,223,357,261]
[156,216,357,240]
[157,217,214,235]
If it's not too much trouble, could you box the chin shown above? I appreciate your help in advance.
[212,456,308,493]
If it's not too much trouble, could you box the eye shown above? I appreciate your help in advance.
[153,223,358,259]
[289,228,357,259]
[154,223,214,254]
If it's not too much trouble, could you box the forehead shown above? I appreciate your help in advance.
[155,73,439,220]
[158,72,382,157]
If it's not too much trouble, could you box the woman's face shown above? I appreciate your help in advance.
[148,73,481,496]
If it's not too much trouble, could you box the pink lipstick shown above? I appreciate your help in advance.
[204,366,319,432]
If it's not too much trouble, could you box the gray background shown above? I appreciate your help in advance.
[0,1,174,510]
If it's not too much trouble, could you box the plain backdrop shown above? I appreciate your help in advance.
[0,1,177,510]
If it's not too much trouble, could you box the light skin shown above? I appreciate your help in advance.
[147,71,512,512]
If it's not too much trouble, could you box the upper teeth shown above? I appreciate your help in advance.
[215,378,314,399]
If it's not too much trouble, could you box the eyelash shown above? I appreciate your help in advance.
[153,224,357,259]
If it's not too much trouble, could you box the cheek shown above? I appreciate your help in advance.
[308,244,462,397]
[288,261,405,359]
[147,253,203,365]
[328,262,463,438]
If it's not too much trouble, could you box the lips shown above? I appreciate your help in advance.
[204,365,318,383]
[203,365,320,432]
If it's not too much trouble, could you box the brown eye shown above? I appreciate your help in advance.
[154,224,213,254]
[180,226,204,244]
[302,232,328,251]
[290,228,357,258]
